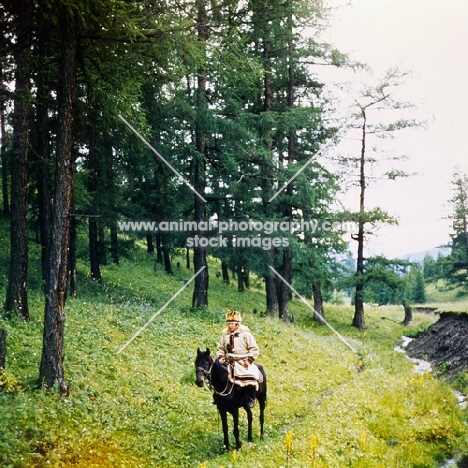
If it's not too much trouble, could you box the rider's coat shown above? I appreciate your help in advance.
[216,324,263,384]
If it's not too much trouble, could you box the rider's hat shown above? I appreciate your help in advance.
[226,310,242,322]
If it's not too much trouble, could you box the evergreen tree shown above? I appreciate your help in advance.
[411,265,426,304]
[342,69,421,329]
[3,0,33,320]
[442,168,468,289]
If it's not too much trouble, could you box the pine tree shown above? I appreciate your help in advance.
[4,0,33,320]
[343,69,421,329]
[443,168,468,289]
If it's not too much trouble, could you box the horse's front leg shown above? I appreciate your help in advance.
[219,409,230,451]
[232,408,242,450]
[244,406,253,443]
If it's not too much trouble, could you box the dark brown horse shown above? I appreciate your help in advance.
[195,348,267,450]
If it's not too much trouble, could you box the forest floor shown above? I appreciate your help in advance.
[1,246,468,467]
[406,312,468,377]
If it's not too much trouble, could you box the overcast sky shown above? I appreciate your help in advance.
[319,0,468,259]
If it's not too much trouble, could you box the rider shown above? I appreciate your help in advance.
[216,310,262,408]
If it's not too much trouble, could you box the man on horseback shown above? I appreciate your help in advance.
[216,310,263,408]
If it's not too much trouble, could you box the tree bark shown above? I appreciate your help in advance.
[265,274,278,316]
[237,262,244,293]
[277,248,292,323]
[192,0,209,308]
[312,280,325,323]
[0,329,6,369]
[402,300,413,326]
[98,225,107,265]
[352,111,367,330]
[162,233,173,275]
[156,232,163,264]
[5,11,31,320]
[146,232,154,253]
[221,261,230,284]
[30,26,54,285]
[0,82,9,216]
[39,7,77,394]
[33,67,53,285]
[261,1,278,317]
[89,218,101,281]
[276,17,294,324]
[69,214,77,297]
[86,116,102,280]
[243,267,250,289]
[110,224,119,264]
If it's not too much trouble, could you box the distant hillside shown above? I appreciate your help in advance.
[399,246,450,263]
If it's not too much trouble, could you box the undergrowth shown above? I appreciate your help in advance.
[0,247,467,467]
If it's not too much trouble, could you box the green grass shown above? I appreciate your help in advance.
[424,280,468,309]
[0,246,467,467]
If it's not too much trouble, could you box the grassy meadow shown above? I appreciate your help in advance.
[1,239,468,467]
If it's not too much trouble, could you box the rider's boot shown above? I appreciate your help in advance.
[246,386,255,408]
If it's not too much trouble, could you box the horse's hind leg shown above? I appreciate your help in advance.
[257,389,266,440]
[257,372,267,440]
[259,402,265,440]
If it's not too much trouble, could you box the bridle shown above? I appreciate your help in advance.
[196,355,214,385]
[197,355,235,397]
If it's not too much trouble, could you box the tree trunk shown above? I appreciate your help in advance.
[261,1,277,317]
[33,55,53,285]
[243,267,250,289]
[162,233,173,275]
[110,224,119,264]
[86,114,103,279]
[402,300,413,326]
[89,218,101,281]
[156,232,163,264]
[39,7,77,394]
[0,82,9,216]
[98,225,107,265]
[163,248,173,275]
[0,329,6,369]
[237,262,244,293]
[277,249,292,323]
[312,280,325,323]
[276,1,295,325]
[146,232,154,253]
[185,246,190,269]
[352,112,367,330]
[192,0,209,308]
[265,274,278,316]
[221,261,230,284]
[5,13,31,320]
[69,214,77,297]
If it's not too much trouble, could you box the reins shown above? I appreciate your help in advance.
[198,356,235,397]
[213,374,235,397]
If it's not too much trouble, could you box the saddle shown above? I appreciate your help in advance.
[226,358,262,391]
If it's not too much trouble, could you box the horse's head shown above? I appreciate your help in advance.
[195,347,213,388]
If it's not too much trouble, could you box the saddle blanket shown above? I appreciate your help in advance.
[230,361,263,390]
